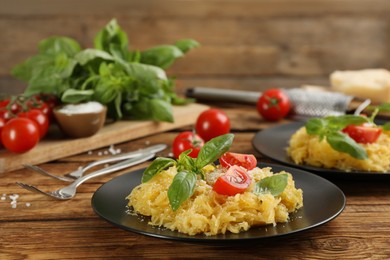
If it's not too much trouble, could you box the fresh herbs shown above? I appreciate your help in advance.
[305,103,390,160]
[142,134,234,211]
[12,19,199,122]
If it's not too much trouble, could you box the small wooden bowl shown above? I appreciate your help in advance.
[53,102,107,138]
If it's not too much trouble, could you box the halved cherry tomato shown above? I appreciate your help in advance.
[342,123,382,144]
[172,131,205,158]
[1,117,40,153]
[219,152,257,170]
[18,109,49,139]
[195,108,230,142]
[256,89,291,121]
[213,165,251,196]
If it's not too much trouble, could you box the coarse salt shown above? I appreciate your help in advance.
[57,101,104,115]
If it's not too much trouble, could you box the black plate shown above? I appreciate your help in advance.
[91,163,345,244]
[252,122,390,179]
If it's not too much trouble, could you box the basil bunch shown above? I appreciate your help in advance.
[305,107,390,160]
[12,19,199,122]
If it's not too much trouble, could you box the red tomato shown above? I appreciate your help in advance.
[219,152,257,170]
[18,109,49,139]
[195,108,230,142]
[256,89,291,121]
[0,109,12,121]
[213,165,251,196]
[1,118,40,153]
[0,117,5,146]
[342,123,382,144]
[172,131,205,158]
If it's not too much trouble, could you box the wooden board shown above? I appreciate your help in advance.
[0,103,209,173]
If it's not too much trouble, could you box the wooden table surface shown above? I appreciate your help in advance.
[1,105,389,259]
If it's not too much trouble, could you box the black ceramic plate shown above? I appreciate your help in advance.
[91,163,345,244]
[252,122,390,179]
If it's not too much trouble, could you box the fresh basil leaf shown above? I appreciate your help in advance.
[141,157,176,183]
[326,115,368,130]
[123,62,167,80]
[12,54,55,81]
[177,151,196,172]
[254,174,288,196]
[175,39,200,53]
[38,36,81,56]
[196,134,234,169]
[61,89,94,103]
[305,118,326,136]
[140,45,184,69]
[150,99,174,122]
[168,171,197,211]
[383,122,390,131]
[94,19,128,55]
[377,103,390,112]
[74,49,114,65]
[327,131,368,160]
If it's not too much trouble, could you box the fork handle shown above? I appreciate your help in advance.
[70,153,155,189]
[76,144,166,174]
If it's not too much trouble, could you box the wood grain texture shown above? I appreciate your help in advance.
[1,106,390,259]
[1,0,389,95]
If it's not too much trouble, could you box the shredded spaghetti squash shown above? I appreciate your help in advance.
[126,165,303,236]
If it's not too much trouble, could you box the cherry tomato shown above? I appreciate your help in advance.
[213,165,251,196]
[256,89,291,121]
[172,131,204,158]
[1,118,40,153]
[342,123,382,144]
[18,109,49,139]
[219,152,257,170]
[195,108,230,142]
[0,117,5,146]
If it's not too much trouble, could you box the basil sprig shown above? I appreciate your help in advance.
[142,134,234,211]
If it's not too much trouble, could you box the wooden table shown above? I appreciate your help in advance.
[1,105,389,259]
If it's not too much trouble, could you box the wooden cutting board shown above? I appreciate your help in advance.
[0,103,209,173]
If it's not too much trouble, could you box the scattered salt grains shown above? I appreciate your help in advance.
[98,152,103,156]
[168,152,174,157]
[87,151,93,155]
[145,140,150,145]
[26,203,31,207]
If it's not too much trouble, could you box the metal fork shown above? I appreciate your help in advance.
[23,144,167,182]
[16,153,155,200]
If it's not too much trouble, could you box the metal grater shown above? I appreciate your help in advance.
[186,87,354,117]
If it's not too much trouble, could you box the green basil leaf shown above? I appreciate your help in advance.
[168,171,197,211]
[142,157,176,183]
[254,174,288,196]
[74,49,114,65]
[177,151,196,172]
[326,115,369,130]
[61,89,94,103]
[12,54,55,81]
[140,45,184,69]
[326,131,368,160]
[377,103,390,112]
[383,122,390,131]
[94,19,128,55]
[175,39,200,53]
[305,118,327,135]
[149,99,174,122]
[196,134,234,169]
[38,36,81,56]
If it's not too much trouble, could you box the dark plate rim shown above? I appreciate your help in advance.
[252,121,390,177]
[91,163,346,244]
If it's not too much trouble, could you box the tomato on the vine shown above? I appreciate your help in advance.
[256,89,291,121]
[172,131,204,158]
[342,123,382,144]
[1,118,40,153]
[195,108,230,142]
[219,152,257,170]
[18,109,49,139]
[213,165,251,196]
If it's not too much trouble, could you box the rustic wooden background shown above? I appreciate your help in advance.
[1,0,389,95]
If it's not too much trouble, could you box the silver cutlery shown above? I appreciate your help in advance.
[17,153,155,200]
[23,144,167,182]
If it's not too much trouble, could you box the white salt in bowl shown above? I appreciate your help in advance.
[53,102,107,138]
